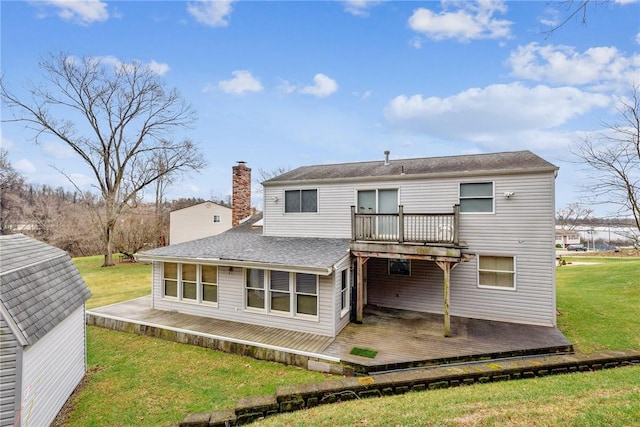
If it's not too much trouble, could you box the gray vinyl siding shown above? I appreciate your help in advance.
[265,171,556,327]
[19,306,86,427]
[333,256,353,336]
[0,316,19,427]
[151,262,337,337]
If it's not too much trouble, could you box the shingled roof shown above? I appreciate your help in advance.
[263,150,558,185]
[138,215,350,274]
[0,234,91,346]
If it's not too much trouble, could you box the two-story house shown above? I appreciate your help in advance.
[138,150,559,339]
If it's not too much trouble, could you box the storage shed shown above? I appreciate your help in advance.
[0,234,91,427]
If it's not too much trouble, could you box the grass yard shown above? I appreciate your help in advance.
[556,257,640,353]
[65,254,640,426]
[254,365,640,427]
[73,255,151,309]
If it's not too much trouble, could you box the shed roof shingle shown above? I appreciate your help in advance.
[0,234,92,346]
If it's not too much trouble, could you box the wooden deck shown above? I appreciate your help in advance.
[87,297,573,374]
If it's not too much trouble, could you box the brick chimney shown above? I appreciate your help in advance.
[232,161,251,227]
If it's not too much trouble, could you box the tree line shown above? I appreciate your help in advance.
[1,148,216,258]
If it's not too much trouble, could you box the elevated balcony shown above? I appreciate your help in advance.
[351,204,460,246]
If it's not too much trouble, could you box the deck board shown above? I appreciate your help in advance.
[88,297,573,373]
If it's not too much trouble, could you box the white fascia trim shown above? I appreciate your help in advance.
[0,301,28,346]
[135,255,334,276]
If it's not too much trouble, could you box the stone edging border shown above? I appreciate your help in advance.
[176,349,640,427]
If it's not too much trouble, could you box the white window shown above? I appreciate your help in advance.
[201,265,218,303]
[181,264,197,300]
[213,214,221,223]
[285,189,318,213]
[339,269,349,316]
[246,268,265,309]
[244,268,318,318]
[460,182,494,213]
[162,262,218,305]
[270,271,291,313]
[295,273,318,316]
[478,255,516,289]
[163,262,178,298]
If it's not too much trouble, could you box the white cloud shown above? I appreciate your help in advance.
[507,43,640,88]
[15,159,36,174]
[383,83,610,143]
[0,134,14,150]
[187,0,235,27]
[636,32,640,45]
[148,60,171,76]
[32,0,109,25]
[299,74,339,98]
[342,0,386,17]
[88,55,170,76]
[408,0,513,43]
[218,70,263,94]
[42,141,77,159]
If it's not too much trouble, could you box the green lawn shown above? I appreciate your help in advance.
[254,366,640,427]
[66,255,640,426]
[556,257,640,353]
[73,255,151,309]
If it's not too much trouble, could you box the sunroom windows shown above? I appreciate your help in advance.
[162,262,218,305]
[245,269,318,317]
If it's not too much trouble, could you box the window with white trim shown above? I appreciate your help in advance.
[213,214,221,223]
[244,269,318,318]
[478,255,515,289]
[460,182,494,213]
[162,262,218,304]
[201,265,218,303]
[163,262,178,298]
[339,269,349,316]
[295,273,318,316]
[270,271,291,313]
[285,189,318,213]
[246,268,265,309]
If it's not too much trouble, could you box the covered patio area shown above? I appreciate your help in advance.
[87,296,573,375]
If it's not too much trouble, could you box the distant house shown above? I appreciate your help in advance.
[138,151,559,339]
[0,234,91,427]
[170,201,233,245]
[555,228,581,248]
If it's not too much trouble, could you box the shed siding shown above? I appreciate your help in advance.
[151,262,336,337]
[0,315,19,427]
[266,171,556,327]
[170,202,233,245]
[20,307,86,427]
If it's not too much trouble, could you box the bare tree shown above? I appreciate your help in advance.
[0,149,25,234]
[1,53,207,266]
[556,202,593,230]
[572,85,640,244]
[543,1,609,36]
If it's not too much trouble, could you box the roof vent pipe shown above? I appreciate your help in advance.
[384,150,390,166]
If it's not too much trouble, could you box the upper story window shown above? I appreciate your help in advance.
[285,189,318,213]
[478,255,515,290]
[460,182,494,213]
[213,214,221,223]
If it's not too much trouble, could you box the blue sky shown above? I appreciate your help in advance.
[1,0,639,215]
